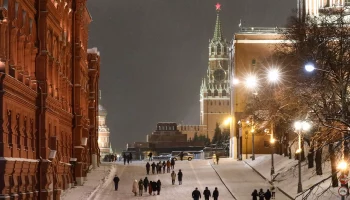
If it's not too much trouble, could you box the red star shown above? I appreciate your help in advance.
[215,3,221,11]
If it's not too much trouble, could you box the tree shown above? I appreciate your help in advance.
[193,132,199,141]
[212,123,222,145]
[279,9,350,187]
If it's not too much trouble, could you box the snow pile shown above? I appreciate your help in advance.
[246,155,346,200]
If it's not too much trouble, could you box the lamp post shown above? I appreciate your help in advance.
[247,117,256,161]
[265,128,275,180]
[294,121,311,193]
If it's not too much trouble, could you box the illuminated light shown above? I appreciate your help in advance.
[338,160,348,171]
[267,68,280,83]
[305,64,315,72]
[296,148,301,153]
[302,121,311,131]
[251,128,255,133]
[270,138,276,144]
[224,117,232,126]
[294,121,302,130]
[244,74,258,89]
[233,78,240,85]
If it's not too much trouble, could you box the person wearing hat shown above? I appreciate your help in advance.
[192,187,201,200]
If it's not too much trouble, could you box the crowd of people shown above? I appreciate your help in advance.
[145,158,176,175]
[251,187,275,200]
[122,152,133,165]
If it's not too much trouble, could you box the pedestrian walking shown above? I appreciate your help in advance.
[166,160,171,173]
[270,184,275,199]
[151,180,157,195]
[212,154,217,165]
[123,153,126,165]
[138,179,143,196]
[132,180,138,196]
[113,175,120,191]
[156,179,162,195]
[252,189,258,200]
[171,171,176,185]
[148,181,153,195]
[264,189,272,200]
[151,162,156,174]
[216,154,220,165]
[258,188,265,200]
[178,169,183,185]
[171,158,175,169]
[127,154,130,164]
[180,151,184,161]
[162,161,166,173]
[158,161,162,174]
[203,187,211,200]
[192,187,201,200]
[213,187,219,200]
[129,153,133,163]
[143,177,149,192]
[146,162,150,175]
[148,152,153,161]
[156,162,160,174]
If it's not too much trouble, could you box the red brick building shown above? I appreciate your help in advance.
[0,0,100,199]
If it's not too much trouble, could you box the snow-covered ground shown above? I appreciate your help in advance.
[62,159,290,200]
[61,163,115,200]
[246,154,349,200]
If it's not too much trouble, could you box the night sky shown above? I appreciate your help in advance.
[86,0,296,151]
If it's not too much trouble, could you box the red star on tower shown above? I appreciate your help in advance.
[215,3,221,11]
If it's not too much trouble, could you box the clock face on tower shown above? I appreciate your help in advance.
[213,69,226,82]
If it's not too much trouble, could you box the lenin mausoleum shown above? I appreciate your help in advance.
[0,0,101,199]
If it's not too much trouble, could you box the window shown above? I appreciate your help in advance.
[214,90,218,96]
[207,90,212,96]
[217,45,221,54]
[222,90,227,97]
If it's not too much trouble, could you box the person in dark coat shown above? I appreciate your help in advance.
[264,189,272,200]
[203,187,211,200]
[138,179,143,196]
[171,158,175,169]
[258,188,265,200]
[123,153,126,165]
[127,154,130,164]
[151,162,156,174]
[162,161,166,173]
[166,160,171,173]
[156,179,161,195]
[178,169,183,185]
[180,151,184,161]
[146,162,150,175]
[151,181,157,195]
[213,187,219,200]
[129,153,133,163]
[156,162,160,174]
[113,175,120,191]
[158,162,162,174]
[148,152,153,161]
[148,181,152,195]
[143,177,149,192]
[252,189,258,200]
[192,187,201,200]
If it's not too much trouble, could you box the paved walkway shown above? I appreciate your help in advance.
[213,158,289,200]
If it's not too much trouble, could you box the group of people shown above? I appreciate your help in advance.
[192,187,219,200]
[132,177,162,196]
[251,188,275,200]
[122,153,133,165]
[145,159,175,175]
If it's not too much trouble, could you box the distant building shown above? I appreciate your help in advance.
[147,122,187,143]
[98,102,112,160]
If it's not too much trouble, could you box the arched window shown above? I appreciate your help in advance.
[210,101,213,106]
[214,90,218,96]
[217,45,221,54]
[222,90,227,97]
[207,90,212,96]
[211,46,214,54]
[219,101,221,106]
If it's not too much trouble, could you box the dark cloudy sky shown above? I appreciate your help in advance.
[86,0,296,151]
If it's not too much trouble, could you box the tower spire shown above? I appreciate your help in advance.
[213,3,224,42]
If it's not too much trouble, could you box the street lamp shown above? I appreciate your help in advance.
[247,117,256,161]
[294,120,311,193]
[267,68,281,83]
[265,128,276,180]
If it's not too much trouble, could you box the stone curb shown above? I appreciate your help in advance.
[243,161,294,200]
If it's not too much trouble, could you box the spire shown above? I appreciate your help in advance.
[213,3,224,42]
